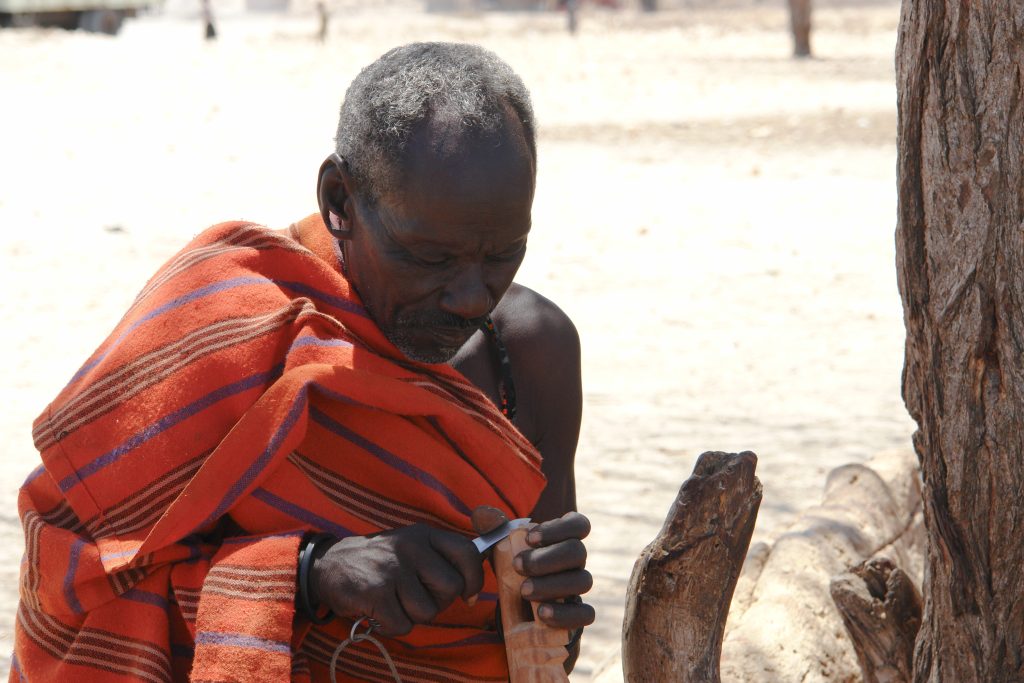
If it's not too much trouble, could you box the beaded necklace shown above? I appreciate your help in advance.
[481,316,517,420]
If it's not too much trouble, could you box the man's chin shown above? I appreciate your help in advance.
[403,347,460,365]
[390,336,462,365]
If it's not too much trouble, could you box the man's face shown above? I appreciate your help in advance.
[342,122,535,364]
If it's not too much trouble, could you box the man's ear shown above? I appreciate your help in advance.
[317,153,355,240]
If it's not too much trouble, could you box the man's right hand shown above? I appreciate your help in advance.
[309,524,485,636]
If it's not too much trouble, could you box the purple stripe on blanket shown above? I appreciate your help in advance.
[201,389,309,527]
[63,538,85,615]
[195,631,291,654]
[250,488,353,539]
[59,366,282,493]
[65,276,269,388]
[309,404,472,517]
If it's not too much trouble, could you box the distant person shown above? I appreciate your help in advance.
[10,42,593,682]
[559,0,579,34]
[316,0,328,42]
[202,0,217,39]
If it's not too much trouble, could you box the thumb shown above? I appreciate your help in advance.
[470,506,509,536]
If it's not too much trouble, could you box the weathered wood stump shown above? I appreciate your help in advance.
[721,449,924,683]
[830,557,922,683]
[621,451,762,683]
[594,450,925,683]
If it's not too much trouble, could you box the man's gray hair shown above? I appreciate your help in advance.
[335,42,537,203]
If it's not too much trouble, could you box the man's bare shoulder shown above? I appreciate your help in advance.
[493,284,582,520]
[492,283,581,361]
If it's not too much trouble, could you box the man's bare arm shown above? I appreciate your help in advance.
[492,284,593,670]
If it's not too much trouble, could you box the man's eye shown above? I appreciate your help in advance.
[488,245,526,263]
[412,253,452,267]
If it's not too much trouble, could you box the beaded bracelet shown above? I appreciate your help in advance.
[297,532,336,625]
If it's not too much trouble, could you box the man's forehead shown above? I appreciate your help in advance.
[370,129,534,249]
[417,104,528,154]
[397,121,534,194]
[373,184,533,239]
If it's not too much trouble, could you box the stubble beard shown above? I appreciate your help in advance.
[386,327,461,365]
[369,304,482,365]
[344,255,483,365]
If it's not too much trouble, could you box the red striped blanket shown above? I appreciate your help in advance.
[11,214,546,682]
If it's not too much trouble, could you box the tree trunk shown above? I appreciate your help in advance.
[895,2,1024,681]
[621,451,761,683]
[788,0,811,58]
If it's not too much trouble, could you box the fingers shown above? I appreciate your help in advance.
[377,531,478,633]
[368,589,414,637]
[397,574,440,626]
[415,555,466,611]
[428,527,486,599]
[526,511,591,547]
[470,505,509,535]
[521,569,593,602]
[511,511,593,632]
[515,538,587,577]
[535,599,596,630]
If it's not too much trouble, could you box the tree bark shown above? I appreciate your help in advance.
[788,0,811,57]
[895,2,1024,681]
[830,557,922,683]
[621,451,761,683]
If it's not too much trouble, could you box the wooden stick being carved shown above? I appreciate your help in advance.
[493,527,570,683]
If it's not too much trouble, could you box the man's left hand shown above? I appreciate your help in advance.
[471,507,594,631]
[515,511,594,630]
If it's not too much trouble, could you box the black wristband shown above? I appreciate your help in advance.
[297,532,335,625]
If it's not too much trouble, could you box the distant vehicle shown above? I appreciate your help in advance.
[0,0,154,34]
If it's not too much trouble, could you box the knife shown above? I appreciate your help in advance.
[472,517,532,554]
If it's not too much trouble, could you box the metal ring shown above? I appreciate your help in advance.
[350,616,378,641]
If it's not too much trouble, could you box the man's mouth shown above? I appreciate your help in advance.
[388,313,487,362]
[430,326,475,347]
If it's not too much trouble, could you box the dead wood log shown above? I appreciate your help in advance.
[830,557,922,683]
[621,451,761,683]
[595,450,923,683]
[720,449,923,683]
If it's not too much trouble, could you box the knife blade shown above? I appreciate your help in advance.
[471,517,532,554]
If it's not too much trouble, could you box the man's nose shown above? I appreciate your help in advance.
[440,263,493,321]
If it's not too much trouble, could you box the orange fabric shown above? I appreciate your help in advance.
[12,215,546,682]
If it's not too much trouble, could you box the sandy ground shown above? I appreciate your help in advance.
[0,0,915,678]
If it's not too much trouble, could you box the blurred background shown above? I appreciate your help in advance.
[0,0,913,678]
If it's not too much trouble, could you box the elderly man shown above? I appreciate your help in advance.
[12,42,592,682]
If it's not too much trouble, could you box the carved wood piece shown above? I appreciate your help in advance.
[493,527,570,683]
[830,557,922,683]
[621,451,762,683]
